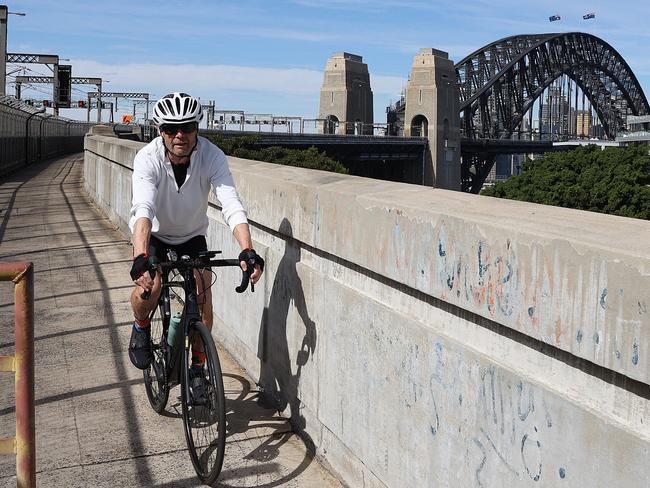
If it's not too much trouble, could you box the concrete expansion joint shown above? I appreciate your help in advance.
[34,447,192,474]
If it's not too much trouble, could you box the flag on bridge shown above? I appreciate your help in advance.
[549,14,561,22]
[583,12,595,20]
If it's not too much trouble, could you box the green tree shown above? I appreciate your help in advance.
[482,145,650,220]
[204,133,348,174]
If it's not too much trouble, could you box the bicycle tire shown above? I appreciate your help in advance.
[143,303,170,413]
[181,321,227,484]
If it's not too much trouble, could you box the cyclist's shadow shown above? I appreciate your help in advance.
[256,218,316,432]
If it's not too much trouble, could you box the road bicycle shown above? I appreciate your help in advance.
[140,249,253,484]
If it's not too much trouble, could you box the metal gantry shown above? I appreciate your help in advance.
[86,91,150,123]
[14,75,102,102]
[4,52,62,115]
[454,32,650,192]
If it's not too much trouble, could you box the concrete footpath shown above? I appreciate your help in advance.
[0,154,343,487]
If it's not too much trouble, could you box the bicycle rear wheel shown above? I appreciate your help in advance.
[181,321,227,484]
[143,304,169,413]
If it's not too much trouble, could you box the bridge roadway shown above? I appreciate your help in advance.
[0,154,342,487]
[207,128,570,154]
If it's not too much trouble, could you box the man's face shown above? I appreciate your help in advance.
[159,122,198,159]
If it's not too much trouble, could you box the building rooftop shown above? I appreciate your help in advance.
[332,52,363,62]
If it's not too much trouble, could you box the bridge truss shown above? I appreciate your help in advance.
[455,32,650,192]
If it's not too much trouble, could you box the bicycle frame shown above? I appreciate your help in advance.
[163,264,201,388]
[153,254,245,386]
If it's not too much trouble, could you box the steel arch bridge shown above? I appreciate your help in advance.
[455,32,650,192]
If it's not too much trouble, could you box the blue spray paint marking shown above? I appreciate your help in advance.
[528,307,535,317]
[632,339,639,366]
[600,289,607,309]
[477,241,489,286]
[521,434,542,482]
[593,333,599,345]
[438,241,446,256]
[517,383,535,421]
[473,438,487,488]
[495,256,513,284]
[497,292,513,317]
[447,275,454,290]
[576,330,583,343]
[559,467,566,479]
[615,350,621,359]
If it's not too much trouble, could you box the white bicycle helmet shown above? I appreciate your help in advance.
[152,92,203,125]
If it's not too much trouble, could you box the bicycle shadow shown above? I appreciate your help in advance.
[215,372,317,488]
[256,218,316,434]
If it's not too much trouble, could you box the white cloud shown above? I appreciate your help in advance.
[68,59,406,98]
[70,60,324,98]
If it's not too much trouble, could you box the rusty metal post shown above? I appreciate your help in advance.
[0,262,35,488]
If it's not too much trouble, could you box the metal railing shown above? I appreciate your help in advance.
[0,262,35,488]
[0,95,94,178]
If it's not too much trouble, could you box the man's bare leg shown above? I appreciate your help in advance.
[130,272,162,320]
[128,272,163,369]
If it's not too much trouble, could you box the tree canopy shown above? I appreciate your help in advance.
[481,145,650,220]
[204,133,348,174]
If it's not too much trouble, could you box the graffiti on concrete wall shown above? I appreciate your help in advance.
[424,342,561,486]
[432,223,646,379]
[436,227,519,321]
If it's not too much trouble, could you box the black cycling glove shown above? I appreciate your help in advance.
[238,248,265,273]
[130,253,153,281]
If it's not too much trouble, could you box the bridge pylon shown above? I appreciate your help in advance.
[404,48,460,189]
[318,52,373,135]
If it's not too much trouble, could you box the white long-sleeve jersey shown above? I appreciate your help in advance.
[129,136,248,245]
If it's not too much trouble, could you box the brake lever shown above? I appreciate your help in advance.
[235,267,250,293]
[235,259,256,294]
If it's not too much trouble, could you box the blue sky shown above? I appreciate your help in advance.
[4,0,650,123]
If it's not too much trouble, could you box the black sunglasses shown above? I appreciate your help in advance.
[160,122,198,135]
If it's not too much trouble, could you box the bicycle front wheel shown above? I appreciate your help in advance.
[181,321,227,484]
[143,304,169,413]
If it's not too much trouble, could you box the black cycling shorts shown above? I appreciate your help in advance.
[147,235,207,262]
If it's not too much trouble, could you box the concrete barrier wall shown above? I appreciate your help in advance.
[84,132,650,488]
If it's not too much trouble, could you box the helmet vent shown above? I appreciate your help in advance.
[152,92,203,125]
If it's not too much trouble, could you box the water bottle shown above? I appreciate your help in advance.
[168,312,182,348]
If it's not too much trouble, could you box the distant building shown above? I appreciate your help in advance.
[539,82,571,140]
[576,110,591,138]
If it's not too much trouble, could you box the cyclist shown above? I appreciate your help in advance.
[127,92,264,381]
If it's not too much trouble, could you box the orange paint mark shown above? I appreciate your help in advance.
[488,283,496,315]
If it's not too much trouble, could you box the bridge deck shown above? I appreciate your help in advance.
[0,155,341,487]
